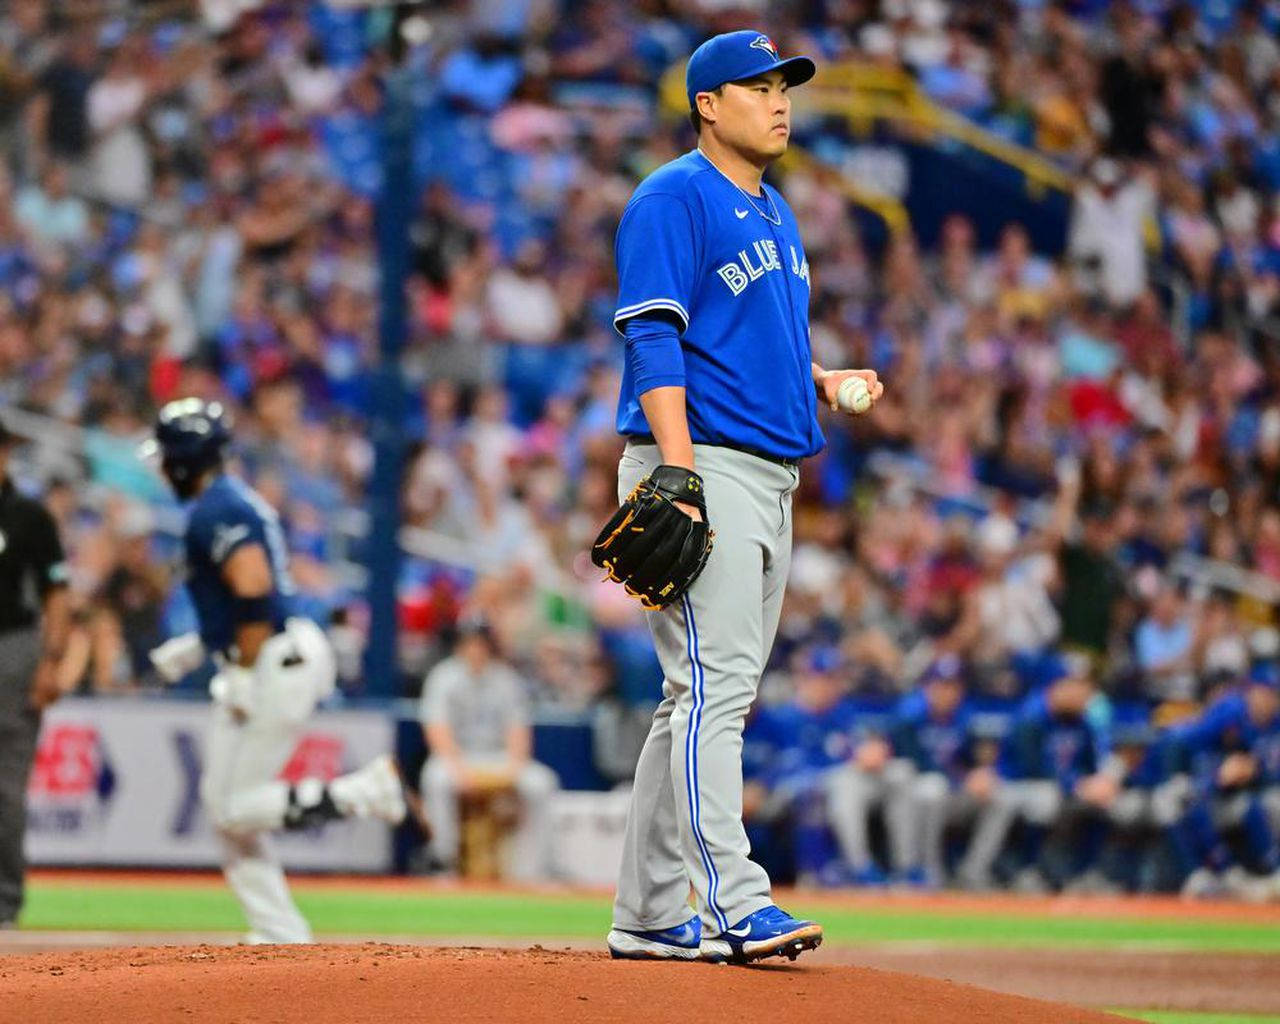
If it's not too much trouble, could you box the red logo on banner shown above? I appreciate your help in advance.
[27,722,115,834]
[278,733,345,783]
[31,724,104,797]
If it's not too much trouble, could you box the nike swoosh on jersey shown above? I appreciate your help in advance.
[734,208,748,219]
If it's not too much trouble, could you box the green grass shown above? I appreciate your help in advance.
[1118,1013,1280,1024]
[18,882,1280,953]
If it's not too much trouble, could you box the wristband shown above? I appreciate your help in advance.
[232,594,274,625]
[150,632,207,684]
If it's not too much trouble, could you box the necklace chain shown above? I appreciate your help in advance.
[697,148,782,226]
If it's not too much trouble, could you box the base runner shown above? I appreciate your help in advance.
[146,398,407,943]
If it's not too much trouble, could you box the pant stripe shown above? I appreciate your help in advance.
[682,595,728,933]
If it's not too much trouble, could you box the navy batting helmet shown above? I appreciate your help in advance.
[144,397,232,499]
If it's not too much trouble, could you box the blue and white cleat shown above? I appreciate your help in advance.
[607,917,703,960]
[700,905,823,964]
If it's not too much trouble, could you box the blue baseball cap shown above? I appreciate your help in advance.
[806,645,844,675]
[685,31,816,109]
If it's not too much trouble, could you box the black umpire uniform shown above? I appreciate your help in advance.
[0,420,70,925]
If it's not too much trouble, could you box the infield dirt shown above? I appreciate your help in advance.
[0,943,1149,1023]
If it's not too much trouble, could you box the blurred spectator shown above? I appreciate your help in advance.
[1052,489,1128,666]
[0,1,55,179]
[952,513,1059,696]
[1068,158,1154,309]
[1134,581,1198,702]
[1193,591,1251,681]
[485,239,564,346]
[86,34,153,209]
[13,162,88,246]
[87,504,167,693]
[29,30,96,170]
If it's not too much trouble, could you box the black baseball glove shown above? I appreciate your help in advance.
[591,464,714,610]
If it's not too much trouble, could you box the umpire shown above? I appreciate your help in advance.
[0,418,70,927]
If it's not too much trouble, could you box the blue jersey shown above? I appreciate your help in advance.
[998,691,1103,789]
[612,149,823,460]
[743,699,860,789]
[1171,692,1280,793]
[1117,739,1172,790]
[890,691,974,785]
[1259,723,1280,786]
[184,474,295,654]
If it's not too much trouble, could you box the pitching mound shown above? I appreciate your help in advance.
[2,943,1141,1023]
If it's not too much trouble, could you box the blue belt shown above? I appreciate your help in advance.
[625,433,799,469]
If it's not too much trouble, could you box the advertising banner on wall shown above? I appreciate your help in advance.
[25,697,396,872]
[548,789,630,887]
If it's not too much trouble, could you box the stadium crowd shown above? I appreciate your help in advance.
[0,0,1278,895]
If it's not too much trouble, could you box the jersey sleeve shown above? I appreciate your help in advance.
[624,314,686,395]
[27,503,68,596]
[1173,697,1238,754]
[613,192,699,335]
[191,500,269,568]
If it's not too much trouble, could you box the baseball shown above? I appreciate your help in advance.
[836,375,873,414]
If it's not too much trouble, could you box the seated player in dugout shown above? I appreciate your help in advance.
[741,646,861,887]
[958,663,1115,892]
[417,615,559,880]
[825,701,916,888]
[887,656,996,889]
[1168,671,1280,900]
[1087,721,1184,893]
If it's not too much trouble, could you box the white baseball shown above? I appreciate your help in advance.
[836,375,873,414]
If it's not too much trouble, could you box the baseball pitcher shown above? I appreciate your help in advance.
[596,31,883,964]
[146,398,406,943]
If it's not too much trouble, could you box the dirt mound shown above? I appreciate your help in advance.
[816,946,1280,1015]
[3,943,1141,1023]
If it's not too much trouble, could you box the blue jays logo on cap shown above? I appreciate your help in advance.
[685,29,816,109]
[749,35,779,59]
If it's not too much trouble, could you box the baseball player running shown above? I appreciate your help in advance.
[146,398,406,943]
[595,31,883,964]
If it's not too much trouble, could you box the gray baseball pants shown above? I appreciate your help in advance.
[1264,786,1280,836]
[910,772,989,881]
[957,779,1062,886]
[826,759,917,874]
[419,757,559,880]
[0,629,42,923]
[611,442,798,935]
